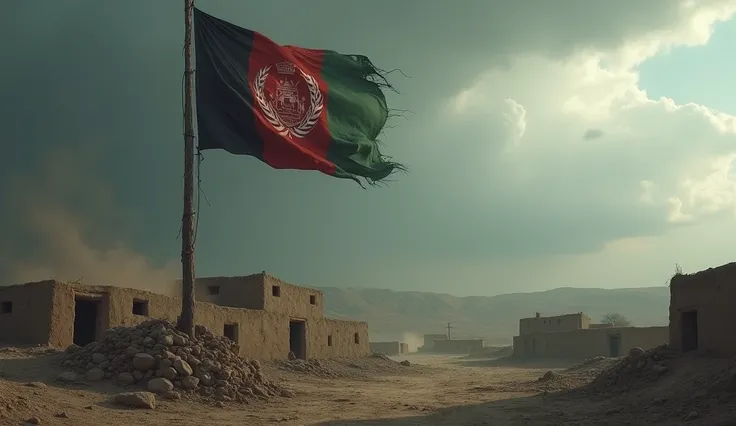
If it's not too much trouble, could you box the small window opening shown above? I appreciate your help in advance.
[0,301,12,314]
[272,285,281,297]
[223,323,238,343]
[327,335,333,346]
[354,332,360,344]
[132,299,149,316]
[207,285,220,295]
[310,295,316,305]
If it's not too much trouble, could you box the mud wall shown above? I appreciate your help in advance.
[193,275,265,310]
[263,274,324,319]
[40,281,365,360]
[513,326,669,358]
[309,318,370,359]
[519,313,589,336]
[400,342,409,354]
[0,281,56,345]
[369,341,401,355]
[423,334,447,349]
[670,264,736,356]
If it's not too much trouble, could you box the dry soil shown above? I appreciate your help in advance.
[0,347,734,426]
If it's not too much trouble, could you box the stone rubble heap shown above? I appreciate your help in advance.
[59,320,292,403]
[586,345,677,394]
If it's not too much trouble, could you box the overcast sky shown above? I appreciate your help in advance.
[3,0,736,296]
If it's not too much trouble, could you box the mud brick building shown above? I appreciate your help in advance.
[513,312,668,358]
[669,262,736,356]
[0,272,369,360]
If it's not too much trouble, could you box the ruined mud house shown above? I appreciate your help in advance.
[669,262,736,356]
[0,272,369,360]
[513,312,668,358]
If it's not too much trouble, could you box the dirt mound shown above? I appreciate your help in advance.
[271,354,418,381]
[567,345,736,424]
[584,345,678,394]
[275,359,340,378]
[60,320,290,403]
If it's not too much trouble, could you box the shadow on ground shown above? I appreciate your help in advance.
[308,391,720,426]
[0,346,122,395]
[452,356,584,369]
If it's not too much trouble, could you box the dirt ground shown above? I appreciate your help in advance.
[0,347,734,426]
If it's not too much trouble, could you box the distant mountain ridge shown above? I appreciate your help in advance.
[318,286,670,345]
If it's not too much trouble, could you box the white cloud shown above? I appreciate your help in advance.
[444,1,736,237]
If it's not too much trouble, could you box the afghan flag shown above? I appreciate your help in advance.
[193,8,405,185]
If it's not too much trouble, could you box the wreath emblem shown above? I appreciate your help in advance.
[252,62,324,139]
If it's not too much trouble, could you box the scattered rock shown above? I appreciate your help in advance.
[628,347,645,358]
[287,351,296,360]
[181,376,199,390]
[54,412,69,418]
[147,378,174,394]
[685,411,699,421]
[538,371,558,382]
[133,353,155,371]
[399,360,411,366]
[56,372,77,383]
[25,382,47,388]
[163,391,181,400]
[92,353,107,364]
[117,372,136,386]
[85,368,105,382]
[25,417,41,424]
[113,392,156,409]
[280,389,295,398]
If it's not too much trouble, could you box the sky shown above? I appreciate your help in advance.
[2,0,736,296]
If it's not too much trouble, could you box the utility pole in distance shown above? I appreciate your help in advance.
[447,322,453,340]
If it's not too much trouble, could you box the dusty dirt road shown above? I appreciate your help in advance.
[0,348,729,426]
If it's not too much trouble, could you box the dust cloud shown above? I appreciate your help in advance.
[0,148,180,296]
[400,332,424,353]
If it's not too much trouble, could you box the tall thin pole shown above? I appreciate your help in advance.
[178,0,196,338]
[446,322,452,340]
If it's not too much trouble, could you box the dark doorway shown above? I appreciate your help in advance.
[682,310,698,352]
[608,334,621,357]
[223,323,238,343]
[73,298,99,346]
[289,320,306,360]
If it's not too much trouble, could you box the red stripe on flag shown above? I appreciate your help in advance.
[248,32,336,176]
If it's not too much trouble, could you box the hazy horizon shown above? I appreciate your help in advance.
[3,1,736,297]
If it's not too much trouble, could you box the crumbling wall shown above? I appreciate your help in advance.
[400,342,409,354]
[670,263,736,356]
[0,280,55,345]
[513,326,668,358]
[369,341,401,355]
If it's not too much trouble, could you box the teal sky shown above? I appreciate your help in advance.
[3,1,736,296]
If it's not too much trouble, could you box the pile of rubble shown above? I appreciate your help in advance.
[59,320,291,403]
[585,345,677,394]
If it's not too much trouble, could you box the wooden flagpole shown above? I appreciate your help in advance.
[178,0,196,338]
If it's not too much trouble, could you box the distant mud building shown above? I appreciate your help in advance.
[669,262,736,356]
[0,273,369,360]
[512,312,668,358]
[369,341,409,356]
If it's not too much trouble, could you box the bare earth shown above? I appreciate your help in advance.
[0,348,734,426]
